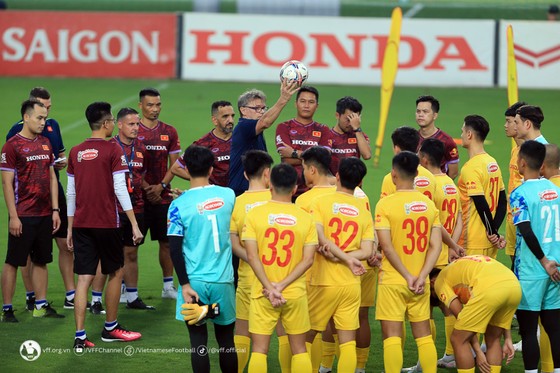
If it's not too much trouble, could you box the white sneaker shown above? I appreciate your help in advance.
[161,286,178,299]
[437,354,456,368]
[318,366,332,373]
[513,340,523,352]
[401,363,422,373]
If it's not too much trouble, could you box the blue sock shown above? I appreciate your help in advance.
[66,290,75,301]
[75,329,86,340]
[163,277,174,290]
[92,291,102,304]
[26,291,35,300]
[105,320,117,331]
[3,304,13,311]
[35,299,46,310]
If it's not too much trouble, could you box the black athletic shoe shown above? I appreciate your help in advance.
[1,309,18,322]
[90,301,106,315]
[126,298,155,310]
[74,337,95,349]
[26,297,35,312]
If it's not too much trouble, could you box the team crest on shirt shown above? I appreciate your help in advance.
[245,201,267,213]
[405,201,428,214]
[42,145,50,151]
[487,163,499,173]
[333,203,359,217]
[414,177,430,188]
[197,198,225,214]
[77,149,98,162]
[290,130,298,135]
[348,138,357,144]
[135,152,143,158]
[450,148,458,157]
[540,190,559,201]
[138,136,145,141]
[312,131,321,137]
[268,214,296,226]
[212,147,219,153]
[22,147,30,153]
[160,135,169,141]
[375,214,382,223]
[443,184,457,195]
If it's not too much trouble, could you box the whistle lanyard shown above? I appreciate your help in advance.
[116,136,135,178]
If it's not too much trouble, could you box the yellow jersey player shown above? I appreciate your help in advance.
[431,256,521,373]
[542,144,560,187]
[375,151,442,373]
[457,115,506,258]
[244,164,317,373]
[229,150,273,373]
[380,126,436,200]
[305,157,374,373]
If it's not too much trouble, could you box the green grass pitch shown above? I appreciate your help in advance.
[0,76,559,372]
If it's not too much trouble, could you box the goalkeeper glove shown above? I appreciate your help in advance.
[181,297,219,326]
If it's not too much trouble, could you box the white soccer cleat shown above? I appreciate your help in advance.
[513,340,523,352]
[437,354,456,368]
[161,286,178,299]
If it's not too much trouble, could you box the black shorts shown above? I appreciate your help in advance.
[143,203,169,242]
[6,216,53,267]
[53,182,68,239]
[73,228,123,275]
[119,212,145,247]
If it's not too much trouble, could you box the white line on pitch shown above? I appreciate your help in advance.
[404,3,424,18]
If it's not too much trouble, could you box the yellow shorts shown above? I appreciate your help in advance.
[375,284,430,323]
[249,295,310,335]
[308,283,360,331]
[455,281,522,334]
[505,213,516,256]
[466,247,497,259]
[360,267,378,307]
[235,282,251,320]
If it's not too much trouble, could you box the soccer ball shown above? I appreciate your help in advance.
[279,60,308,85]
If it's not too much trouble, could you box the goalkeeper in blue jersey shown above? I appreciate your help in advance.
[167,145,237,373]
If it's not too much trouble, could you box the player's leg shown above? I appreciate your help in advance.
[356,307,371,373]
[90,263,107,314]
[276,321,292,373]
[539,279,560,373]
[538,318,554,373]
[187,322,211,373]
[450,329,477,370]
[307,284,336,372]
[336,329,357,373]
[20,257,34,310]
[332,284,360,373]
[283,294,312,372]
[288,333,312,372]
[104,267,123,325]
[410,319,437,373]
[380,320,404,373]
[56,189,75,306]
[320,319,337,372]
[376,284,408,373]
[155,204,176,298]
[235,281,251,373]
[540,309,560,369]
[214,322,238,373]
[248,333,272,372]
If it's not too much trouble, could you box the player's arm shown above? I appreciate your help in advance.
[275,243,316,293]
[316,223,366,274]
[413,226,442,293]
[49,166,60,233]
[66,174,76,250]
[1,170,21,237]
[349,113,371,160]
[170,158,190,181]
[114,172,143,244]
[54,151,67,170]
[377,229,415,287]
[447,163,459,180]
[517,221,560,280]
[245,239,285,306]
[230,233,248,263]
[168,234,199,301]
[441,225,463,260]
[471,195,499,236]
[255,79,299,135]
[493,190,507,228]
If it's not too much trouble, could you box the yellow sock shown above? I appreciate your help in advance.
[383,337,402,373]
[248,352,267,373]
[444,316,455,355]
[416,335,437,373]
[278,335,292,373]
[429,319,436,342]
[337,340,357,373]
[291,352,312,373]
[356,347,369,369]
[490,365,502,373]
[234,335,251,373]
[457,369,475,373]
[333,333,340,358]
[539,319,554,373]
[321,340,336,368]
[311,334,322,372]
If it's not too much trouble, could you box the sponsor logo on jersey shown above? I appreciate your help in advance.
[120,155,127,166]
[160,135,169,141]
[332,148,356,154]
[443,184,457,195]
[130,161,143,168]
[77,149,98,162]
[26,154,50,162]
[216,155,230,162]
[42,145,50,151]
[333,203,359,217]
[197,198,225,214]
[415,177,430,188]
[269,214,296,226]
[540,190,558,201]
[348,138,357,144]
[405,201,428,214]
[1,153,5,163]
[292,139,318,146]
[145,145,168,151]
[511,205,521,219]
[487,163,499,173]
[275,135,283,145]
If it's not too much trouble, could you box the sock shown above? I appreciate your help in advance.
[234,335,251,373]
[333,334,340,358]
[311,334,322,373]
[2,304,13,311]
[248,352,267,373]
[356,347,369,369]
[126,288,139,303]
[337,340,357,373]
[539,319,553,373]
[92,291,102,304]
[416,335,437,373]
[66,290,75,301]
[355,369,366,373]
[292,352,312,372]
[524,370,538,373]
[490,365,502,373]
[278,335,292,373]
[444,316,456,355]
[163,277,174,290]
[457,369,475,373]
[75,329,86,340]
[26,291,35,300]
[553,369,560,373]
[104,320,117,331]
[35,299,46,310]
[430,318,437,342]
[383,337,403,373]
[321,340,336,369]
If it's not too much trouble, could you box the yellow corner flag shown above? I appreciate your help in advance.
[506,24,518,149]
[373,7,402,168]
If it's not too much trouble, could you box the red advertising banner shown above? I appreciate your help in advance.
[0,11,176,78]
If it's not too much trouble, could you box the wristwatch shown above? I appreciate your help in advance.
[52,208,60,212]
[161,182,168,189]
[291,150,298,159]
[354,127,363,133]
